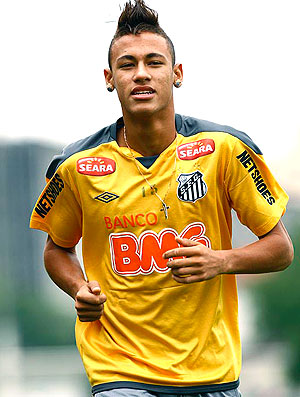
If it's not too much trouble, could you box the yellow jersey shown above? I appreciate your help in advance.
[30,115,288,394]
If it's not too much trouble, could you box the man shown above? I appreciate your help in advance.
[30,1,293,396]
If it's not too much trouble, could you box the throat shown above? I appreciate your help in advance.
[136,155,159,168]
[121,129,177,157]
[117,117,178,156]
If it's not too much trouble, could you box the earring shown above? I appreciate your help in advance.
[107,85,114,92]
[174,80,182,88]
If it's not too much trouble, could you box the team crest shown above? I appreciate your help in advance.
[177,171,207,202]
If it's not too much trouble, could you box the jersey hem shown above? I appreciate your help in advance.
[91,379,240,395]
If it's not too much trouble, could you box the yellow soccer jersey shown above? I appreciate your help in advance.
[30,114,288,395]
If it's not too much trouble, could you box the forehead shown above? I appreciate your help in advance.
[111,32,172,64]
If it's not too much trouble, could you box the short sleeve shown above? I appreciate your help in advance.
[224,139,289,236]
[30,167,82,247]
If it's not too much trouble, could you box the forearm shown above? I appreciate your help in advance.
[44,235,87,299]
[44,235,106,322]
[223,221,294,275]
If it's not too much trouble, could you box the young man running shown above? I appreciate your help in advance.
[30,1,293,396]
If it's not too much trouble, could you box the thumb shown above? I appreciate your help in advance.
[87,280,101,295]
[175,236,200,247]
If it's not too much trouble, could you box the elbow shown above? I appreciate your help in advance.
[286,239,294,267]
[270,221,294,272]
[278,239,294,271]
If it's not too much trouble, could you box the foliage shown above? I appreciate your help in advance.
[253,226,300,385]
[14,293,76,347]
[0,277,14,316]
[0,277,76,346]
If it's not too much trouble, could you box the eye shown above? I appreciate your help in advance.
[149,60,163,66]
[119,63,135,69]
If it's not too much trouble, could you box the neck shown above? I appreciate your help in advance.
[118,110,177,156]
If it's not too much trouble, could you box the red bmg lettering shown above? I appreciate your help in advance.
[109,222,211,276]
[109,233,141,275]
[180,222,211,247]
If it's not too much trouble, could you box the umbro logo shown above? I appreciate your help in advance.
[94,192,119,203]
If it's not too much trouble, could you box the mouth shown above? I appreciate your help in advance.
[133,91,154,95]
[131,86,156,99]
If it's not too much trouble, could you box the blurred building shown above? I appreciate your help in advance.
[0,141,61,293]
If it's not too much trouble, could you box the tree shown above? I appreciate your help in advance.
[15,293,76,347]
[253,225,300,385]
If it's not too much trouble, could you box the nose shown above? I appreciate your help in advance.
[133,62,151,82]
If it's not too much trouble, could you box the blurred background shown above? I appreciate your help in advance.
[0,0,299,396]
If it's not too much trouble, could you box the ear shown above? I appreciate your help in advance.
[173,64,183,84]
[104,69,114,86]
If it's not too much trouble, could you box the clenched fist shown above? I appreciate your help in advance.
[75,281,107,322]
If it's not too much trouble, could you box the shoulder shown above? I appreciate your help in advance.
[175,114,262,155]
[46,120,120,179]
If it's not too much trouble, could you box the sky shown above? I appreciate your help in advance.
[0,0,299,194]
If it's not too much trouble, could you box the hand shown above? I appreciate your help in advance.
[75,281,107,322]
[163,237,227,284]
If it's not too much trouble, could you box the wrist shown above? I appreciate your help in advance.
[71,279,87,300]
[220,249,234,275]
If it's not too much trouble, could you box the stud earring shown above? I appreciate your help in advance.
[174,80,182,88]
[107,85,114,92]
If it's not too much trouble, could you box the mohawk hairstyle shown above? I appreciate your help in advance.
[108,0,175,68]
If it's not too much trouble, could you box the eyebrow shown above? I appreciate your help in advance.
[116,53,166,63]
[146,53,166,60]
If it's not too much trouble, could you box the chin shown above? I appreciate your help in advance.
[128,102,172,117]
[126,105,159,117]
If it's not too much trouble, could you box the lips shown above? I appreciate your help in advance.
[131,86,155,97]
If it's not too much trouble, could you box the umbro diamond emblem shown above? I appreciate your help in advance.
[94,192,119,203]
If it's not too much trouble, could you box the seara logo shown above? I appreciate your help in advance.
[77,157,116,176]
[177,139,215,160]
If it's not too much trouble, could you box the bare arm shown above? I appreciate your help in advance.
[163,220,294,284]
[44,236,106,321]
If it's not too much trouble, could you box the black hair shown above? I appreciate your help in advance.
[108,0,175,68]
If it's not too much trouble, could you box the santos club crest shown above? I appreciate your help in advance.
[177,171,207,202]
